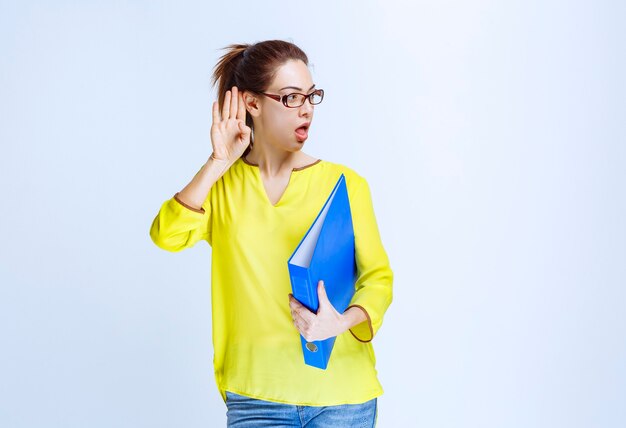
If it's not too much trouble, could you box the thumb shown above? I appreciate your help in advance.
[317,280,329,307]
[238,121,250,135]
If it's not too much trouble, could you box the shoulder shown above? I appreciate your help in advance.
[318,159,368,191]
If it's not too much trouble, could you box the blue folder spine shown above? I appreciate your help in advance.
[287,264,332,369]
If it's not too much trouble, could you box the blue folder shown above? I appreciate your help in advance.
[287,173,357,370]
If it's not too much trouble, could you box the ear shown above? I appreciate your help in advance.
[242,91,261,118]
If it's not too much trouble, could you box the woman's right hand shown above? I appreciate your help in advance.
[210,86,252,164]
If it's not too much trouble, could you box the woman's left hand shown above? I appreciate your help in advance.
[289,280,346,342]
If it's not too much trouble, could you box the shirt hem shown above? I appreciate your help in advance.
[220,385,383,407]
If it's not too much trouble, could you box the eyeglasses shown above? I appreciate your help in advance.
[259,89,324,108]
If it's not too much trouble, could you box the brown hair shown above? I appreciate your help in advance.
[210,39,309,158]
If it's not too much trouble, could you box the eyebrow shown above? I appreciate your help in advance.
[279,84,316,92]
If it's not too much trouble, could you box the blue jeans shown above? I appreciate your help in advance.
[225,391,378,427]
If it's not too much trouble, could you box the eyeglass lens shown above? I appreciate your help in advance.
[285,90,323,107]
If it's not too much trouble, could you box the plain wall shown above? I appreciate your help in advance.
[1,1,624,427]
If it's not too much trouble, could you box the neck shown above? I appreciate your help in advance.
[245,138,301,177]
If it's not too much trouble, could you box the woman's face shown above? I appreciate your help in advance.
[245,59,316,152]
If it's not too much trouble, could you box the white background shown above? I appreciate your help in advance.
[1,1,624,427]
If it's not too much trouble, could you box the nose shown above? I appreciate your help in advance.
[299,97,314,115]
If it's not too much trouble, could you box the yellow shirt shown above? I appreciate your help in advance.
[149,155,393,406]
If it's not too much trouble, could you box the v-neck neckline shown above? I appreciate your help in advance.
[241,155,323,208]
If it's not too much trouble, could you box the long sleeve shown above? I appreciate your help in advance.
[345,176,394,342]
[149,191,213,252]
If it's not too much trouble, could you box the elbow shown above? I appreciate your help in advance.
[149,225,186,253]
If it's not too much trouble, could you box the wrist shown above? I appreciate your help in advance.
[341,306,368,333]
[207,153,233,177]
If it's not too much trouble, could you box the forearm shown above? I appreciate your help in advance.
[176,154,233,210]
[341,306,368,333]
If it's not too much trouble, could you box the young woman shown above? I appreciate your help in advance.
[149,39,393,427]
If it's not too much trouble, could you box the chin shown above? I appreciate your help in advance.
[286,143,303,152]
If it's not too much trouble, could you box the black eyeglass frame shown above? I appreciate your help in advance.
[257,89,324,108]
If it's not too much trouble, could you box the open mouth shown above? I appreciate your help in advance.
[295,124,309,139]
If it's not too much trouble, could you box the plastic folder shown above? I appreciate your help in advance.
[287,173,357,370]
